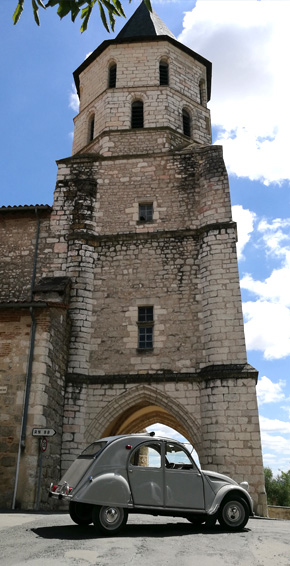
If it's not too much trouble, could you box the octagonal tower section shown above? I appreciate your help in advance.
[72,9,212,158]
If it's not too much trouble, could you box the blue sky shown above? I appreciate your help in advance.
[1,0,289,476]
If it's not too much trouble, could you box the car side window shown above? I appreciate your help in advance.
[130,443,161,468]
[165,442,193,470]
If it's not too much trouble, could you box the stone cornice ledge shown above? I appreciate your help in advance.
[66,364,258,386]
[66,222,237,245]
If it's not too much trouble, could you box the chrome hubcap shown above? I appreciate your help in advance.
[104,508,119,524]
[226,504,241,522]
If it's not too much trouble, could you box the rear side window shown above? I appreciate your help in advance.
[79,441,107,459]
[130,443,161,468]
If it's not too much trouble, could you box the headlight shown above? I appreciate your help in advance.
[240,481,249,492]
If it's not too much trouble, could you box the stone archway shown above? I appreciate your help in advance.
[85,384,202,453]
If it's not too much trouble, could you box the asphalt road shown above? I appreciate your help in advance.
[0,512,289,566]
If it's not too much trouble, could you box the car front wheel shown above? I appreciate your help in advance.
[92,505,128,535]
[69,501,93,525]
[218,496,249,531]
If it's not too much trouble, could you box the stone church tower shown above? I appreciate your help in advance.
[0,2,267,515]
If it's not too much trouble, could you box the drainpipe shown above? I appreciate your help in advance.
[12,207,40,509]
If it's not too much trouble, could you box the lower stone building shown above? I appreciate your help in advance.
[0,2,267,515]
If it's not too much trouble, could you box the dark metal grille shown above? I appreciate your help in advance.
[182,109,190,137]
[131,101,144,128]
[139,203,153,222]
[159,63,169,85]
[109,64,117,88]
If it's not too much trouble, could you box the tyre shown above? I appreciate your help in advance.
[69,501,93,525]
[92,505,128,535]
[218,496,249,531]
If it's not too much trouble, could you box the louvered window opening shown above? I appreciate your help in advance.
[109,64,117,88]
[131,101,144,129]
[89,117,94,142]
[182,110,190,137]
[159,63,169,85]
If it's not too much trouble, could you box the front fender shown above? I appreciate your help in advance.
[207,485,254,516]
[72,473,132,507]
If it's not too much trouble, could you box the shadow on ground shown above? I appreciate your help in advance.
[31,522,250,540]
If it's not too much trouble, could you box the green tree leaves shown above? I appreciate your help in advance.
[13,0,46,25]
[264,467,290,506]
[13,0,152,33]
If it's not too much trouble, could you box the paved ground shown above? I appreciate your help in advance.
[0,512,289,566]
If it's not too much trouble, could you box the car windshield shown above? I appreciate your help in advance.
[78,441,107,459]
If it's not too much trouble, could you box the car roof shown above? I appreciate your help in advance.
[97,433,182,445]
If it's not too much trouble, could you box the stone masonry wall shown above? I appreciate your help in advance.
[78,41,207,112]
[0,309,31,508]
[199,227,247,366]
[89,233,201,375]
[5,306,70,510]
[200,376,266,516]
[83,128,190,158]
[41,145,245,375]
[54,147,230,239]
[0,209,51,302]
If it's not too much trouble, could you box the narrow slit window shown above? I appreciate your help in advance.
[109,64,117,88]
[182,109,191,137]
[89,116,95,142]
[138,306,154,350]
[159,62,169,86]
[199,79,206,106]
[131,101,144,129]
[139,203,153,223]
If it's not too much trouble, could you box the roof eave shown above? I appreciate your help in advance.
[0,204,52,214]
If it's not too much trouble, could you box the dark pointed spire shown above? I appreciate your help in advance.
[116,1,176,40]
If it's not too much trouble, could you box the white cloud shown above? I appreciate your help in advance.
[238,215,290,358]
[232,205,256,259]
[257,376,285,405]
[241,264,290,308]
[258,218,290,258]
[242,300,290,359]
[259,419,290,473]
[69,84,79,113]
[260,415,290,434]
[178,0,290,185]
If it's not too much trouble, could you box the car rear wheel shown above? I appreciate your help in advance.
[218,496,249,531]
[69,501,93,525]
[92,505,128,535]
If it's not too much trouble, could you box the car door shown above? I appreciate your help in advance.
[127,441,163,507]
[164,442,205,510]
